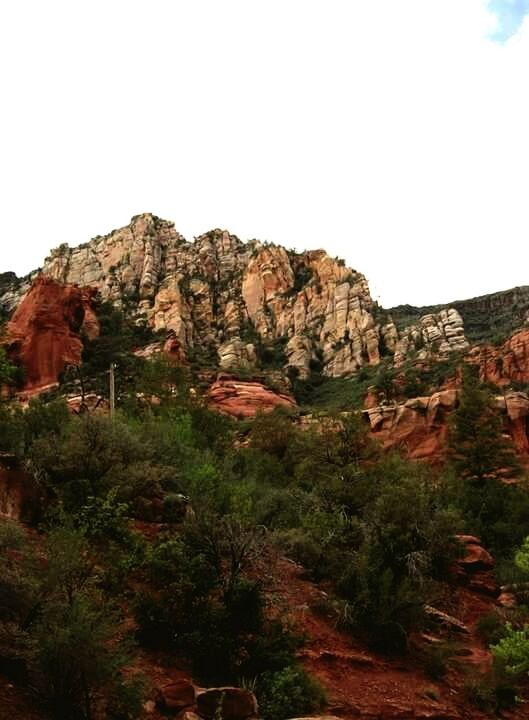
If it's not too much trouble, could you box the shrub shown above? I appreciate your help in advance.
[257,664,326,720]
[491,623,529,677]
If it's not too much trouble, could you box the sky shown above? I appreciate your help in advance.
[1,1,528,308]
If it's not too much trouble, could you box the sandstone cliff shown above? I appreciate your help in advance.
[0,214,470,381]
[4,276,99,395]
[364,388,529,460]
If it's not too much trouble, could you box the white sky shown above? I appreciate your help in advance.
[1,0,528,307]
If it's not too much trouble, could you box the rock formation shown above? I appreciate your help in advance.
[393,309,468,366]
[4,275,99,394]
[364,388,529,460]
[154,681,258,720]
[1,214,469,380]
[363,389,458,460]
[469,328,529,386]
[453,535,498,597]
[207,375,296,418]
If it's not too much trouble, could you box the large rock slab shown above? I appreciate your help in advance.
[196,687,258,720]
[207,375,296,418]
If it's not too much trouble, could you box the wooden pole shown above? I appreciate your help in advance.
[109,363,115,419]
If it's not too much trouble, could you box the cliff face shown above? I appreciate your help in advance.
[364,389,529,461]
[391,286,529,344]
[0,214,470,380]
[470,328,529,386]
[5,276,99,394]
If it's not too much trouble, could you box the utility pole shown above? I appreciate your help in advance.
[109,363,116,419]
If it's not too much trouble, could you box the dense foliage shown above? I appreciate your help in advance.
[2,326,529,716]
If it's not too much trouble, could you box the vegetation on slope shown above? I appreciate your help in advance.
[2,321,529,717]
[390,285,529,344]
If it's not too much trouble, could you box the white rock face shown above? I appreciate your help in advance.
[1,213,470,377]
[393,308,469,366]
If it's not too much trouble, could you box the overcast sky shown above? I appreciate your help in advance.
[1,1,528,307]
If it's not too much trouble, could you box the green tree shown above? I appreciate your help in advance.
[0,347,17,389]
[449,365,521,485]
[491,623,529,677]
[514,536,529,577]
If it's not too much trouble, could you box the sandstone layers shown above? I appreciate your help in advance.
[207,375,296,418]
[364,388,529,460]
[0,214,470,383]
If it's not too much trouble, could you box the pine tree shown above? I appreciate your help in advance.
[449,365,521,484]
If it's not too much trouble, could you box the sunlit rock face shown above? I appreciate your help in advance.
[1,213,469,379]
[4,275,99,394]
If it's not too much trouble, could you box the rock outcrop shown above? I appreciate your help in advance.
[364,388,529,460]
[453,535,498,597]
[393,309,468,366]
[363,389,458,460]
[196,687,258,720]
[4,275,99,394]
[470,328,529,387]
[1,214,469,380]
[207,375,297,418]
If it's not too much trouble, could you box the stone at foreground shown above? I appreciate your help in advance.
[156,679,196,712]
[196,687,258,720]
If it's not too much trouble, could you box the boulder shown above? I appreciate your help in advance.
[453,535,498,597]
[454,535,494,571]
[156,679,196,712]
[196,687,258,720]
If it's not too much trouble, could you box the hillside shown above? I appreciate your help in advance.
[2,214,529,720]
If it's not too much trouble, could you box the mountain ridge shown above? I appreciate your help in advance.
[0,213,479,381]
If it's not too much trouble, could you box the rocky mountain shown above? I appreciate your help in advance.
[0,213,471,384]
[391,285,529,344]
[3,214,529,720]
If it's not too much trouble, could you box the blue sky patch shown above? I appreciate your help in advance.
[488,0,529,41]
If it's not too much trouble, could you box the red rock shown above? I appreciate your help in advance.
[472,328,529,386]
[452,536,498,597]
[157,679,196,712]
[364,394,452,462]
[366,383,529,462]
[4,276,99,395]
[196,687,258,720]
[454,535,494,570]
[467,571,499,597]
[207,375,296,418]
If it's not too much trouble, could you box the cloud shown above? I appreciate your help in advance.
[488,0,529,41]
